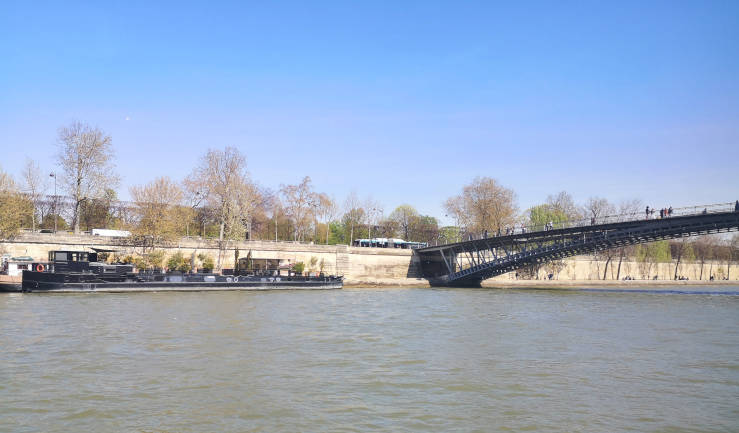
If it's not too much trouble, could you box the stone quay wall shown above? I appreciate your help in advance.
[1,233,736,285]
[0,233,420,285]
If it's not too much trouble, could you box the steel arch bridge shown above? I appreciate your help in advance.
[416,202,739,287]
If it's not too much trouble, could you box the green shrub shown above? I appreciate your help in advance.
[293,262,305,274]
[147,250,166,269]
[198,253,214,271]
[133,256,146,270]
[121,255,136,264]
[166,251,191,272]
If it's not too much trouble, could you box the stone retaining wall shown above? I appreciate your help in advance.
[1,233,736,284]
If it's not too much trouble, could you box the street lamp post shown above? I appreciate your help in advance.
[368,207,377,244]
[49,173,57,233]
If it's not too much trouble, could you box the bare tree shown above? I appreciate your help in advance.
[280,176,317,242]
[442,195,468,240]
[443,176,517,235]
[226,179,260,241]
[363,196,382,240]
[0,167,33,239]
[583,197,617,278]
[615,198,643,279]
[56,121,118,233]
[344,191,362,245]
[21,158,47,231]
[672,238,689,280]
[265,191,284,241]
[316,193,338,244]
[693,235,715,280]
[727,234,739,280]
[583,196,615,223]
[546,191,581,220]
[130,177,184,245]
[181,182,207,237]
[186,147,256,269]
[246,185,273,241]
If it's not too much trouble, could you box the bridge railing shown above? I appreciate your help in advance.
[556,202,736,230]
[573,202,735,229]
[444,201,737,244]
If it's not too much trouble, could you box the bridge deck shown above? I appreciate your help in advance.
[417,204,739,287]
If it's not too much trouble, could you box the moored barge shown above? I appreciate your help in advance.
[14,251,343,293]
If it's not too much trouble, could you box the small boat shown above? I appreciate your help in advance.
[14,250,343,293]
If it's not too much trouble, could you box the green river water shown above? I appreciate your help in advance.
[1,287,738,432]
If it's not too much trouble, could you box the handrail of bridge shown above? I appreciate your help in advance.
[420,201,738,247]
[529,201,736,233]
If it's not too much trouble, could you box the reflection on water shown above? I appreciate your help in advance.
[1,288,738,432]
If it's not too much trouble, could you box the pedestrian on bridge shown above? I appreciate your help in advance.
[668,206,673,217]
[646,206,650,219]
[735,200,738,212]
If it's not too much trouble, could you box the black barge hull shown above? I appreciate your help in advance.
[20,270,343,292]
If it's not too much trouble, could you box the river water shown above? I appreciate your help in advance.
[1,287,738,432]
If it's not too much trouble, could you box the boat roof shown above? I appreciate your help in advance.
[10,256,34,261]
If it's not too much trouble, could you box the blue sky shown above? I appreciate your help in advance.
[1,0,738,223]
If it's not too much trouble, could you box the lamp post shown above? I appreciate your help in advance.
[49,173,57,233]
[368,207,377,244]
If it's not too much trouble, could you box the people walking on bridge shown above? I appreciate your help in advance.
[660,209,664,219]
[668,206,673,217]
[646,206,650,219]
[735,200,738,212]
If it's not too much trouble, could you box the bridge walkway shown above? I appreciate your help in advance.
[416,202,739,286]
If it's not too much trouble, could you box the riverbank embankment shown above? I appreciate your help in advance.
[2,232,737,287]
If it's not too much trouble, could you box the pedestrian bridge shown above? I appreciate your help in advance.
[416,202,739,287]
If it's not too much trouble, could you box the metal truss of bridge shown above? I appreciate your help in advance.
[416,203,739,287]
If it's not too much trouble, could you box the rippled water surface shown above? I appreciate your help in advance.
[2,288,738,432]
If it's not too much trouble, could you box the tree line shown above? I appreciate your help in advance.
[0,122,442,249]
[0,121,737,274]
